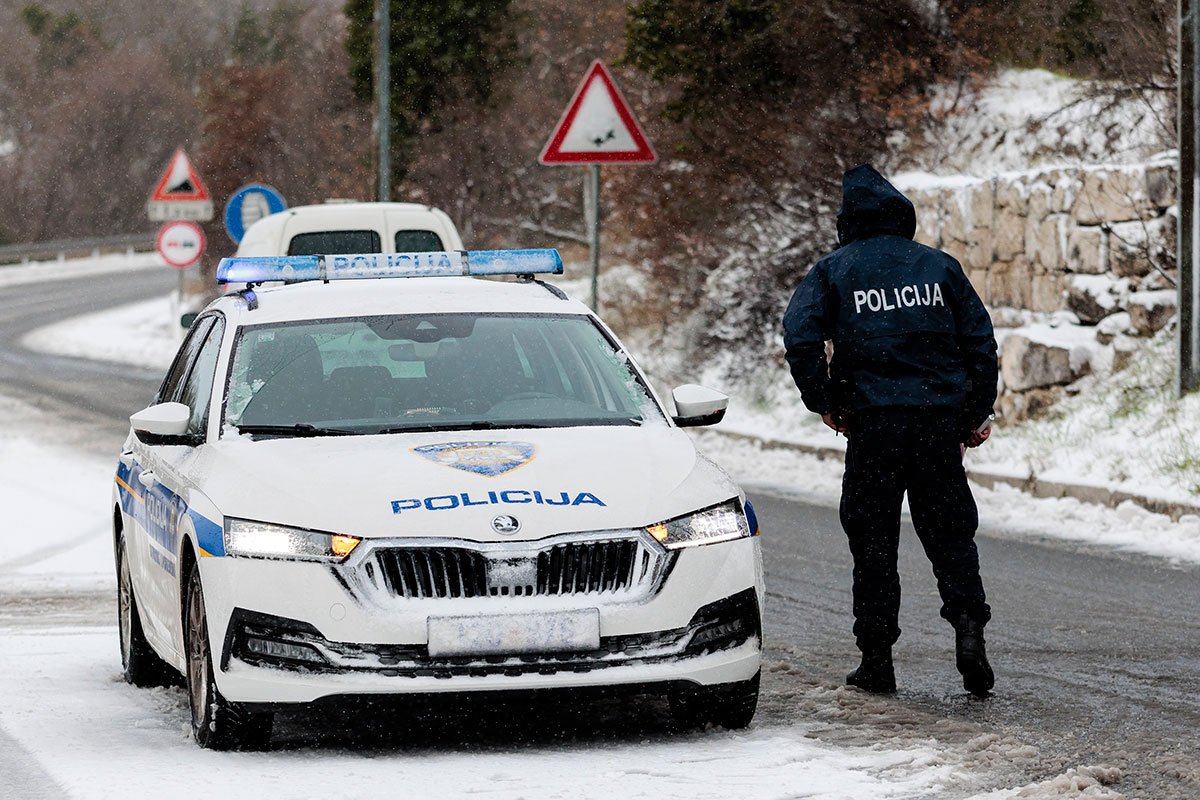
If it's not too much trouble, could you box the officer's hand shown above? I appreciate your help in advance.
[822,413,848,435]
[964,424,992,448]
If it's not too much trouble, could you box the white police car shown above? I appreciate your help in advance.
[113,249,763,749]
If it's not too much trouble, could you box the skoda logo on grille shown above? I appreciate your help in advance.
[492,515,520,534]
[491,514,521,535]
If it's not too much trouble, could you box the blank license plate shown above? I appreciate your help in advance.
[427,609,600,658]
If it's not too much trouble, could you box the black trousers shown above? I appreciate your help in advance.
[839,408,991,651]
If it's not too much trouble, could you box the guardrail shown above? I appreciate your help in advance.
[0,232,158,265]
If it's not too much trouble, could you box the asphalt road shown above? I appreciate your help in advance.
[1,265,1197,798]
[750,491,1200,797]
[0,267,176,451]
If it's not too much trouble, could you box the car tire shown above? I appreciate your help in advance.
[668,670,760,731]
[184,561,273,750]
[117,535,174,687]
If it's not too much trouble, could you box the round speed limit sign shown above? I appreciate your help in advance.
[156,220,206,269]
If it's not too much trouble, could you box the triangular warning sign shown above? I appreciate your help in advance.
[150,149,210,202]
[540,61,656,165]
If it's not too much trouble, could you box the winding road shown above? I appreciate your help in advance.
[1,263,1197,798]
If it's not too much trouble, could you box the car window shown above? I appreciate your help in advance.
[394,230,444,252]
[224,313,663,436]
[157,316,214,404]
[179,317,225,436]
[288,230,382,255]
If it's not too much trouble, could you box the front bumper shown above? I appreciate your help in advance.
[200,535,764,704]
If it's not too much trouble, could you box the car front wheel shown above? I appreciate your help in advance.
[184,561,273,750]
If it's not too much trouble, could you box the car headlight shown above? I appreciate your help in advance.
[224,518,361,562]
[645,500,752,550]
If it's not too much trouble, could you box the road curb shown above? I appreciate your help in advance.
[714,430,1200,522]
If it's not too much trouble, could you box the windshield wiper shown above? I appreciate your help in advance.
[236,423,362,438]
[374,420,550,435]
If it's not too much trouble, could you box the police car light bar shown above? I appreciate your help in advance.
[215,248,564,285]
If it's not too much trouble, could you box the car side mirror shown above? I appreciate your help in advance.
[671,384,728,428]
[180,312,199,329]
[130,402,196,445]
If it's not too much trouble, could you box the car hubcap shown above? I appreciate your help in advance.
[118,548,132,665]
[187,579,209,728]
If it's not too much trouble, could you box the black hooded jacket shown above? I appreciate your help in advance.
[782,165,998,429]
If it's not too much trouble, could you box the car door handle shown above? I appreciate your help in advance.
[137,470,156,489]
[119,451,135,468]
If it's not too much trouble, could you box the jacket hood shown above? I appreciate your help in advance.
[836,164,917,246]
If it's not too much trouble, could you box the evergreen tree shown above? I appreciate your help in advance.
[20,4,98,71]
[230,1,270,65]
[344,0,516,192]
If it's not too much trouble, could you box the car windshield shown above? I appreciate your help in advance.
[223,313,663,436]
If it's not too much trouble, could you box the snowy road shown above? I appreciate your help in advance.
[1,265,1198,798]
[0,266,175,447]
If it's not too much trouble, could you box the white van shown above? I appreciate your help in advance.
[236,202,465,257]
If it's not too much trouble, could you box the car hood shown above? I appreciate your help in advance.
[192,425,739,541]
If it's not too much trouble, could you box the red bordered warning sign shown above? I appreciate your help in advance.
[147,149,214,222]
[150,149,210,201]
[540,61,656,165]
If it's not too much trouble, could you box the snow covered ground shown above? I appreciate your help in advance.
[895,68,1171,179]
[0,628,981,800]
[0,394,118,594]
[23,293,182,371]
[0,251,163,289]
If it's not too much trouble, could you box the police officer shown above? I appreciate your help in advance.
[782,164,998,697]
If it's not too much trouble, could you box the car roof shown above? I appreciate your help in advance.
[207,276,592,328]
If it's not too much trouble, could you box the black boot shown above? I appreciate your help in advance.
[955,615,994,697]
[846,648,896,694]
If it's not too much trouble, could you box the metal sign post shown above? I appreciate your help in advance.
[540,61,656,312]
[586,165,601,311]
[376,0,391,202]
[1182,0,1199,394]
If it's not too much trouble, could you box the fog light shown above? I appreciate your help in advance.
[689,619,746,649]
[244,636,326,664]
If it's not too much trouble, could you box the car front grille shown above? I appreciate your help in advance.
[537,539,646,595]
[369,536,671,601]
[375,548,489,599]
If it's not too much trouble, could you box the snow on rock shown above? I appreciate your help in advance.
[1000,323,1098,392]
[1126,289,1177,336]
[1095,312,1132,344]
[1065,274,1126,325]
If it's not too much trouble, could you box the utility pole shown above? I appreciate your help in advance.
[375,0,391,203]
[1182,0,1200,394]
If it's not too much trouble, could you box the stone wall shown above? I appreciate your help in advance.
[902,160,1179,420]
[904,161,1177,322]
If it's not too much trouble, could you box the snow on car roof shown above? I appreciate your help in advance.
[210,276,590,326]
